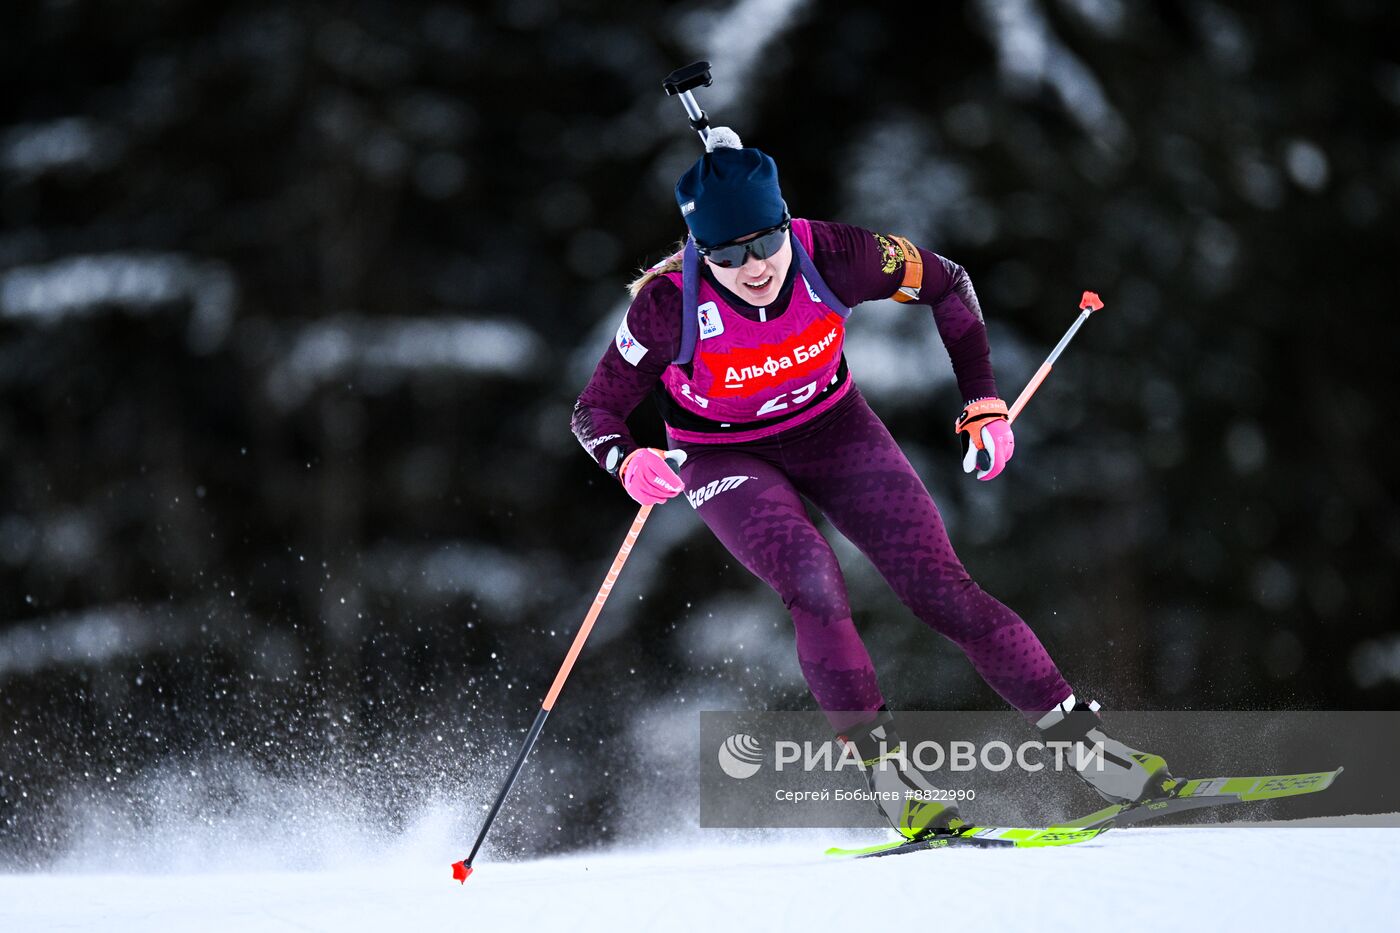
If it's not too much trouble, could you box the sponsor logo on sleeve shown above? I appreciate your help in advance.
[584,433,622,452]
[680,200,696,216]
[698,301,724,340]
[615,317,649,366]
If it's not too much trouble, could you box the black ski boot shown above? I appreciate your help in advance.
[839,710,963,840]
[1036,694,1176,804]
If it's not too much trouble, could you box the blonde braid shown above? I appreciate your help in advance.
[626,241,688,298]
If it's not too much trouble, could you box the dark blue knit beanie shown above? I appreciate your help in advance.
[675,135,787,248]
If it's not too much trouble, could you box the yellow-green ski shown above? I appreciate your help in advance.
[825,825,1105,859]
[827,767,1343,858]
[1051,767,1345,831]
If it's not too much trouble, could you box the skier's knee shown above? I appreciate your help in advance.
[780,557,848,619]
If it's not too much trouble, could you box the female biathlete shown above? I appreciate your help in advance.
[571,131,1170,840]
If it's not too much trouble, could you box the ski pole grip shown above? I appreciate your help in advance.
[663,61,712,96]
[664,450,688,473]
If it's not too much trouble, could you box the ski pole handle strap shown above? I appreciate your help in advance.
[954,397,1009,443]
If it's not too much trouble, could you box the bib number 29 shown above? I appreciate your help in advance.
[756,380,819,417]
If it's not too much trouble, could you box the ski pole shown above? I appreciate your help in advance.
[452,452,686,885]
[978,290,1105,471]
[663,61,714,146]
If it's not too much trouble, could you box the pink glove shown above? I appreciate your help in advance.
[620,448,686,505]
[955,398,1015,482]
[966,418,1014,481]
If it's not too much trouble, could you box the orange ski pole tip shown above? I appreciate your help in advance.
[452,861,473,884]
[1080,291,1104,311]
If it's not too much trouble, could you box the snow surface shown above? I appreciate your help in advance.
[3,827,1397,932]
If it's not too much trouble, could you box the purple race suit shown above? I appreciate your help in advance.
[573,220,1072,731]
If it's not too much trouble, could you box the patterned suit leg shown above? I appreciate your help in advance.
[781,392,1073,716]
[679,445,885,732]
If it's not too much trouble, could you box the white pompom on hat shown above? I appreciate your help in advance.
[704,126,743,152]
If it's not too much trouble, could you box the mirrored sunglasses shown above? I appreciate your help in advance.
[696,219,791,268]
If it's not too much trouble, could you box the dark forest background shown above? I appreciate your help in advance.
[2,0,1398,866]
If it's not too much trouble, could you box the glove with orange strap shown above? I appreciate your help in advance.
[955,398,1014,482]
